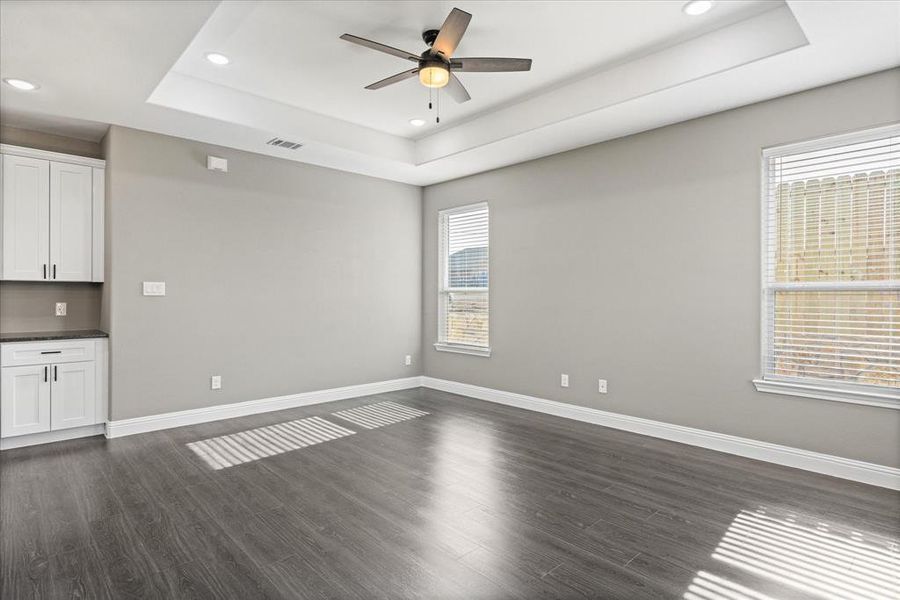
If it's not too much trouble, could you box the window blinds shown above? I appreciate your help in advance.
[439,204,489,348]
[763,127,899,390]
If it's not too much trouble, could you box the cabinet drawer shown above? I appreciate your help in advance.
[1,340,96,367]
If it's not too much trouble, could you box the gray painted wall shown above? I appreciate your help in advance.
[0,282,101,332]
[422,69,900,468]
[104,126,422,420]
[0,125,103,158]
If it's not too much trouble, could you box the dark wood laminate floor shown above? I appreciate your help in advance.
[2,387,898,599]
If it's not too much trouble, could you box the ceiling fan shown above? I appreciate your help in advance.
[339,7,532,105]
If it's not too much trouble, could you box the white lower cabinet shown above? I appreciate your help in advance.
[50,361,96,431]
[0,338,107,441]
[0,364,51,437]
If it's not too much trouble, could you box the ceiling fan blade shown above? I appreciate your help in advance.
[445,74,471,103]
[432,8,471,58]
[365,68,419,90]
[451,57,532,72]
[340,34,419,62]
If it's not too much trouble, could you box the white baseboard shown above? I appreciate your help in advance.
[76,373,900,489]
[421,377,900,490]
[1,424,106,451]
[106,376,423,438]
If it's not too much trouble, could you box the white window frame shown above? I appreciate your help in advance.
[753,123,900,410]
[434,202,491,357]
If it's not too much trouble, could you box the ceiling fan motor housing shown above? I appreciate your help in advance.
[422,29,440,47]
[419,56,449,70]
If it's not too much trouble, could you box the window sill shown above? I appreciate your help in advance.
[752,379,899,410]
[434,343,491,358]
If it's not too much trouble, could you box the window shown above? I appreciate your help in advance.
[755,124,899,408]
[436,203,490,356]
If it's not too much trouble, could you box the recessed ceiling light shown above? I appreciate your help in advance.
[3,78,38,91]
[205,52,230,65]
[682,0,714,16]
[409,118,426,127]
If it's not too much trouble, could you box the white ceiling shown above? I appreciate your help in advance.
[171,1,774,137]
[1,1,898,185]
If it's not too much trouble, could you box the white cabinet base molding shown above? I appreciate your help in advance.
[0,423,106,451]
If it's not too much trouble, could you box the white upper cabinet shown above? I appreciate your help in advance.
[1,155,51,280]
[50,162,93,281]
[0,145,105,282]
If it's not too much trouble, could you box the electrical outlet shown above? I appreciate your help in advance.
[405,355,412,366]
[598,379,608,394]
[55,302,67,316]
[210,375,222,390]
[560,373,569,388]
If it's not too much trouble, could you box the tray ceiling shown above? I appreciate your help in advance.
[1,1,898,184]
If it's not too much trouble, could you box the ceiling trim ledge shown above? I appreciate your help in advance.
[147,72,415,163]
[415,5,808,165]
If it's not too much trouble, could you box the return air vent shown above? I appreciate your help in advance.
[266,137,303,150]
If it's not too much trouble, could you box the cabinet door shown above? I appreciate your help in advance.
[1,155,50,280]
[50,162,93,281]
[50,361,96,431]
[1,365,51,437]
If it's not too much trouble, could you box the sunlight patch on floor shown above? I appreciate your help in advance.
[684,507,899,600]
[684,570,778,600]
[332,401,429,429]
[187,416,355,469]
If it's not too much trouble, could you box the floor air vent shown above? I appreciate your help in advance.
[267,137,303,150]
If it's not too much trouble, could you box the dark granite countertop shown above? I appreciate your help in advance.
[0,329,109,343]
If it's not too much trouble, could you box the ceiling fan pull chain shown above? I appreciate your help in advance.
[429,85,432,110]
[436,88,441,124]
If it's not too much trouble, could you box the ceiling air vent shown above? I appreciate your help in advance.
[266,137,303,150]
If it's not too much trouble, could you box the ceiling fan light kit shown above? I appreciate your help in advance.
[340,7,532,124]
[419,60,450,89]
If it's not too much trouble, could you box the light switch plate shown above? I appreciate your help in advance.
[598,379,608,394]
[55,302,67,316]
[143,281,166,296]
[405,355,412,366]
[211,375,222,390]
[560,373,569,388]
